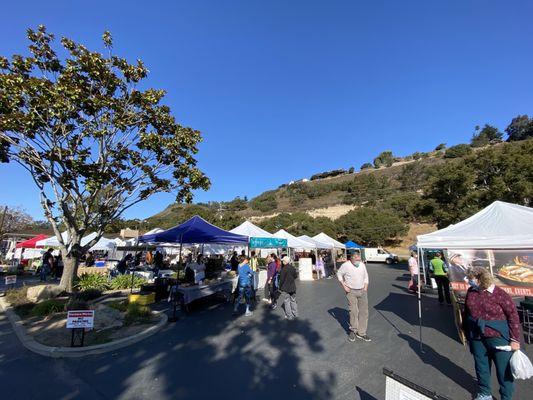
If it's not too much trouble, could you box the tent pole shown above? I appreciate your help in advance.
[417,247,423,353]
[178,235,183,277]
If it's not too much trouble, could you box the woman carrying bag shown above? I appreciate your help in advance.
[463,267,522,400]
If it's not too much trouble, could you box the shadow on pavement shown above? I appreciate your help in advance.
[397,333,476,393]
[80,302,336,400]
[327,307,350,334]
[356,386,379,400]
[375,292,458,339]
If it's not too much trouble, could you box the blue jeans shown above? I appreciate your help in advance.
[469,336,514,400]
[40,265,49,281]
[234,286,252,312]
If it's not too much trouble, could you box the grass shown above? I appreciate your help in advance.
[124,302,152,325]
[31,299,65,317]
[5,286,29,307]
[107,300,128,312]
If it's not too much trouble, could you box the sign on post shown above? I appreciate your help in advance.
[5,275,17,285]
[66,310,95,329]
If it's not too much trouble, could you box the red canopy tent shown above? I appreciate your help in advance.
[15,234,49,249]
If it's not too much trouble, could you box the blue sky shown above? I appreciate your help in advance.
[1,1,533,220]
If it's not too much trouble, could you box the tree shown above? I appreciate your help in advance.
[0,206,33,235]
[373,151,394,168]
[505,115,533,141]
[336,207,408,246]
[360,162,373,170]
[250,191,278,212]
[435,143,446,151]
[444,144,472,158]
[0,27,210,291]
[348,166,355,174]
[471,124,502,147]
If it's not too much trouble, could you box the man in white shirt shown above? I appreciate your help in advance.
[337,253,371,342]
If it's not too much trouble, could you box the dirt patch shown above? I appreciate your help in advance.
[388,222,437,258]
[306,204,356,220]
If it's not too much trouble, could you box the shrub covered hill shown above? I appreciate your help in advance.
[127,119,533,247]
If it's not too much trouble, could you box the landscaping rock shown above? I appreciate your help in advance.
[94,304,124,331]
[26,285,63,303]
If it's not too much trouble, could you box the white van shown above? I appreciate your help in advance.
[362,248,399,264]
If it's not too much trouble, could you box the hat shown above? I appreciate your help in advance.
[281,256,290,265]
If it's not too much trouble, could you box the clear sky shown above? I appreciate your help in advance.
[1,0,533,220]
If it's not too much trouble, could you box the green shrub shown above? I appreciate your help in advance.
[65,298,89,311]
[107,300,128,312]
[75,289,102,301]
[5,286,29,307]
[76,273,109,291]
[249,191,278,212]
[31,299,64,317]
[110,274,147,290]
[444,144,472,158]
[124,302,151,325]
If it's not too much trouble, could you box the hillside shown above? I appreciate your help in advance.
[143,138,533,246]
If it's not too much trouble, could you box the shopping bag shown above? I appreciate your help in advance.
[430,278,437,289]
[510,350,533,380]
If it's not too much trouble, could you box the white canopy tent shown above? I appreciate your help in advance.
[36,231,99,248]
[297,235,334,249]
[417,201,533,249]
[274,229,316,250]
[230,221,280,239]
[414,200,533,352]
[312,232,346,250]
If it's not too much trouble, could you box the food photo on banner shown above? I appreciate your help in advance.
[445,249,533,297]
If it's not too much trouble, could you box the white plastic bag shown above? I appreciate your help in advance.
[510,350,533,380]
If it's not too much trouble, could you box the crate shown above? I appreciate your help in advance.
[128,292,155,305]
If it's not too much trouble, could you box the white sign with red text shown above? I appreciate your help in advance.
[66,310,94,329]
[5,275,17,285]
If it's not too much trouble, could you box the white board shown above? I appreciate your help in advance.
[66,310,94,329]
[298,258,313,281]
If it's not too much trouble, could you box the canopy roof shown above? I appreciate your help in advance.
[417,201,533,249]
[37,232,99,248]
[89,237,117,251]
[139,215,248,245]
[274,229,316,249]
[298,235,334,249]
[230,221,276,238]
[345,240,364,249]
[16,234,49,249]
[143,228,164,236]
[312,232,346,249]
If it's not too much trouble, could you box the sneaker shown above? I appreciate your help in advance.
[271,304,277,310]
[356,333,372,342]
[473,394,492,400]
[262,298,270,303]
[348,332,356,342]
[244,311,253,317]
[285,315,294,320]
[326,276,333,279]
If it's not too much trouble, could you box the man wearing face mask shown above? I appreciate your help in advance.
[463,267,521,400]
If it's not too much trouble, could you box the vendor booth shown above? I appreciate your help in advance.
[416,200,533,347]
[274,229,317,281]
[139,215,249,309]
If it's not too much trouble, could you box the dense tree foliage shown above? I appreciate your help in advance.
[0,27,209,290]
[471,124,502,147]
[505,115,533,141]
[249,191,278,212]
[373,151,394,168]
[444,144,473,158]
[258,212,337,238]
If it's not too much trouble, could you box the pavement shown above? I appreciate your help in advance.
[0,263,532,399]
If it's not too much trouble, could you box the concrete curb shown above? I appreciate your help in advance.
[0,297,168,358]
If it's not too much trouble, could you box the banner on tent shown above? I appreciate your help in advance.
[445,248,533,296]
[249,237,287,249]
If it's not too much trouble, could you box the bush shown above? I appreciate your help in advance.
[125,302,151,325]
[31,299,64,317]
[107,300,128,312]
[360,162,373,170]
[75,289,103,301]
[5,286,29,307]
[76,273,110,291]
[444,144,472,158]
[110,274,147,290]
[373,151,394,168]
[249,191,278,212]
[435,143,446,151]
[65,298,89,311]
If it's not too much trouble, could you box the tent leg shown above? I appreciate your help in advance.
[178,236,183,278]
[417,248,424,353]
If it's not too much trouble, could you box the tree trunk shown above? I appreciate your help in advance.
[59,250,80,293]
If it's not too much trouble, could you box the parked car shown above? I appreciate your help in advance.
[362,248,399,264]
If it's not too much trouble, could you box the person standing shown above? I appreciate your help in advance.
[408,252,419,292]
[40,248,54,282]
[230,251,239,272]
[279,256,298,320]
[463,267,521,400]
[263,255,276,304]
[153,250,164,276]
[429,252,451,305]
[337,253,371,342]
[250,250,258,272]
[315,253,326,279]
[233,256,254,317]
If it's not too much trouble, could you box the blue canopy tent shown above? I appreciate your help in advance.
[345,240,364,249]
[139,216,248,245]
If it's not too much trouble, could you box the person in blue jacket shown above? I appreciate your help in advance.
[233,255,254,317]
